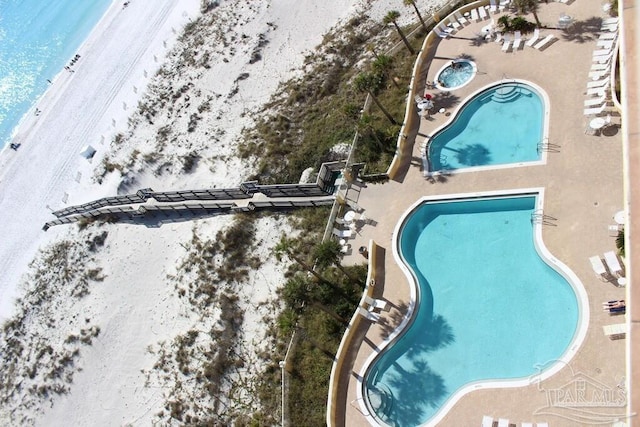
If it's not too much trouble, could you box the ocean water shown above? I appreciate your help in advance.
[0,0,112,148]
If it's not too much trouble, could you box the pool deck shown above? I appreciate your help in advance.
[333,0,628,426]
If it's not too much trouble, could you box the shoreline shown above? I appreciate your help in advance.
[0,0,201,318]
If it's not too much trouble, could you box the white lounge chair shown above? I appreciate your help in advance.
[603,323,627,340]
[593,52,613,63]
[478,6,488,21]
[602,17,619,25]
[597,39,615,50]
[489,0,498,13]
[513,31,522,50]
[584,102,608,116]
[591,62,611,71]
[584,95,607,107]
[587,78,609,88]
[449,19,461,32]
[471,8,479,22]
[603,251,623,277]
[502,35,512,52]
[498,419,509,427]
[526,28,540,47]
[434,26,450,38]
[455,11,468,25]
[601,24,618,32]
[358,306,381,322]
[593,48,611,57]
[332,228,353,239]
[494,32,503,43]
[586,84,610,96]
[599,32,617,40]
[589,256,608,280]
[499,0,510,11]
[589,69,610,81]
[522,423,533,427]
[482,416,494,427]
[364,295,389,311]
[534,34,555,50]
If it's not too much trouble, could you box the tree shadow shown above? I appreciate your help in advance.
[561,16,603,43]
[431,91,460,111]
[450,143,492,166]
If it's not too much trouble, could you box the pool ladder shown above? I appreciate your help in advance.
[531,210,557,226]
[537,139,561,153]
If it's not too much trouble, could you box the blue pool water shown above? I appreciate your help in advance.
[0,0,111,148]
[435,60,475,90]
[365,195,579,426]
[428,83,544,172]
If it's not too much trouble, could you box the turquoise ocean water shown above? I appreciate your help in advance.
[0,0,111,148]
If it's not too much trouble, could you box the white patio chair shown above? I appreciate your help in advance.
[513,31,522,50]
[526,28,540,47]
[603,251,623,277]
[589,256,608,281]
[498,419,509,427]
[583,102,608,116]
[454,11,468,25]
[471,8,479,22]
[587,78,609,88]
[482,416,494,427]
[363,295,389,311]
[534,34,555,50]
[358,306,381,322]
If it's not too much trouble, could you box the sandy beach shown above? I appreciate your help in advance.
[0,0,435,424]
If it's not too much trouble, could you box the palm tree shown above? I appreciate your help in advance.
[357,113,384,150]
[403,0,427,31]
[313,240,363,284]
[512,0,541,27]
[384,11,416,55]
[373,54,399,89]
[282,274,347,325]
[353,72,398,125]
[274,236,326,284]
[366,43,380,60]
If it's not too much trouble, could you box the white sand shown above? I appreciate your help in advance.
[0,0,444,424]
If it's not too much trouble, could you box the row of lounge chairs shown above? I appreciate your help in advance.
[482,416,548,427]
[497,28,555,53]
[583,18,618,116]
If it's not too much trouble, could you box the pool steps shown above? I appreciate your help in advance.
[478,84,533,104]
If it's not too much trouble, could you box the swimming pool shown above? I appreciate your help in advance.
[425,82,546,174]
[361,191,587,427]
[434,59,476,90]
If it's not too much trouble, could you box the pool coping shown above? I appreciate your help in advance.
[422,79,551,177]
[356,187,591,427]
[433,59,478,91]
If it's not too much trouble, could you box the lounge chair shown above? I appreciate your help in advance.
[603,323,627,340]
[599,32,617,40]
[489,0,498,13]
[434,26,450,38]
[522,423,533,427]
[332,227,353,239]
[586,84,610,97]
[589,256,608,281]
[494,32,503,43]
[534,34,555,50]
[593,52,613,63]
[603,17,619,25]
[449,19,461,32]
[588,69,610,80]
[502,35,512,52]
[364,295,389,311]
[584,95,607,107]
[526,28,540,47]
[591,62,611,71]
[513,31,522,50]
[583,102,608,116]
[597,39,615,49]
[587,78,609,88]
[478,6,488,21]
[601,24,618,32]
[499,0,510,11]
[436,24,454,38]
[498,419,509,427]
[455,12,468,25]
[593,48,611,57]
[358,306,381,322]
[482,416,494,427]
[471,8,479,22]
[603,251,623,277]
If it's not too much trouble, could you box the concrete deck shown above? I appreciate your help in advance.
[333,1,627,425]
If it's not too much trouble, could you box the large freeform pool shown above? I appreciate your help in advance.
[362,192,585,427]
[426,82,546,173]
